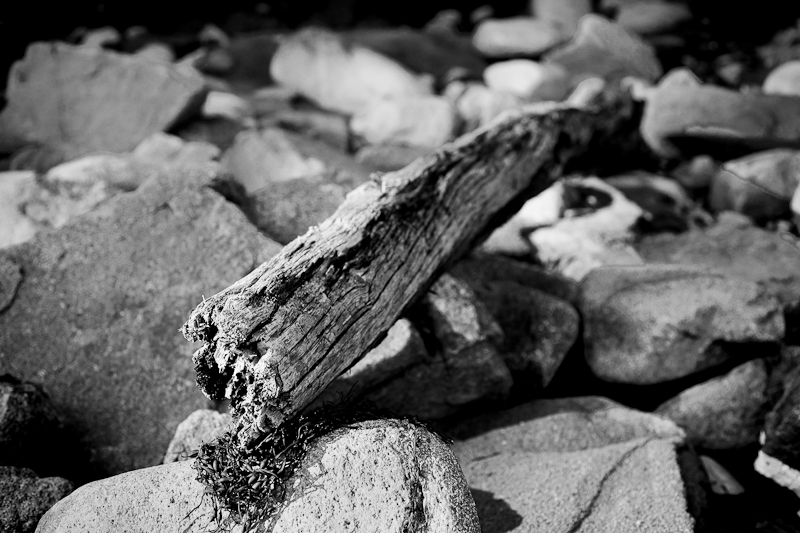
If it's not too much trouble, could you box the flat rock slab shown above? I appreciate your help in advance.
[37,420,479,533]
[450,396,700,533]
[0,42,206,159]
[0,166,280,478]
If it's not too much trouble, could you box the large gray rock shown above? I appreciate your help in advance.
[450,396,703,533]
[544,14,662,84]
[581,265,784,384]
[1,466,72,533]
[269,28,431,116]
[163,409,232,463]
[655,358,770,449]
[37,420,479,533]
[0,165,281,477]
[0,42,206,159]
[366,275,513,419]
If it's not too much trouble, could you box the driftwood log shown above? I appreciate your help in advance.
[183,89,637,442]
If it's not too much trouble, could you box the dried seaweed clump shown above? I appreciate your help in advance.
[192,399,450,532]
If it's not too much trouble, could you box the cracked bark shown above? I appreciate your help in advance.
[182,88,637,442]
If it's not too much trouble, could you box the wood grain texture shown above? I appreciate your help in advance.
[182,90,636,440]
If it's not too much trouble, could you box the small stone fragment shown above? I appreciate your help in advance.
[763,60,800,97]
[354,144,434,172]
[472,17,565,57]
[655,359,770,449]
[605,171,692,232]
[617,1,692,35]
[483,59,570,101]
[163,410,232,463]
[0,171,39,249]
[700,456,744,495]
[544,14,663,84]
[201,91,254,124]
[1,466,72,533]
[531,0,592,37]
[582,265,784,384]
[350,95,459,148]
[455,84,522,131]
[269,28,431,115]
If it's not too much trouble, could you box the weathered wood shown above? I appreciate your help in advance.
[182,90,636,440]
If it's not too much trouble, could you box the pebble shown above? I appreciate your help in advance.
[201,91,254,124]
[617,1,692,35]
[80,26,120,49]
[472,17,565,57]
[483,59,570,102]
[605,172,692,232]
[0,171,39,249]
[700,456,745,495]
[655,359,769,449]
[531,0,592,38]
[354,144,433,171]
[350,95,459,148]
[763,60,800,96]
[269,28,431,115]
[544,14,663,84]
[582,264,784,384]
[455,84,522,131]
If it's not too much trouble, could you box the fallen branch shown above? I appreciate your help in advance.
[182,88,637,442]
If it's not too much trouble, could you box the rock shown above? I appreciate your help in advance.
[350,96,459,148]
[482,181,566,255]
[134,42,175,63]
[0,376,73,476]
[0,171,39,249]
[565,76,607,107]
[311,319,429,410]
[201,91,254,124]
[616,1,692,35]
[80,26,121,49]
[345,27,486,86]
[528,177,645,280]
[604,172,692,233]
[269,28,431,116]
[0,42,207,159]
[1,466,72,533]
[531,0,593,37]
[634,211,800,311]
[699,456,744,495]
[450,396,701,533]
[163,410,231,464]
[544,14,662,84]
[793,183,800,226]
[0,166,282,477]
[131,132,220,168]
[243,173,347,244]
[755,346,800,498]
[211,32,279,89]
[44,154,152,191]
[640,68,800,158]
[265,109,350,152]
[222,128,326,194]
[581,265,784,384]
[709,149,800,219]
[655,359,769,449]
[671,154,718,191]
[455,84,522,132]
[483,60,570,102]
[763,60,800,97]
[38,420,479,533]
[354,144,433,172]
[472,17,565,58]
[366,275,513,419]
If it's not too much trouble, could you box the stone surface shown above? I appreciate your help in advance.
[450,396,700,533]
[132,132,221,168]
[531,0,592,37]
[0,42,206,159]
[483,60,570,102]
[201,91,254,124]
[1,466,72,533]
[709,149,800,220]
[641,68,800,158]
[472,17,565,57]
[604,172,692,233]
[617,1,692,35]
[366,275,513,419]
[544,14,662,84]
[793,182,800,226]
[0,171,39,249]
[310,319,429,410]
[264,108,350,152]
[38,421,479,533]
[581,265,784,384]
[269,28,431,115]
[528,177,645,280]
[350,95,459,148]
[455,84,522,132]
[635,211,800,311]
[0,166,281,478]
[163,409,232,463]
[0,376,71,477]
[243,173,348,244]
[699,455,744,495]
[222,128,326,194]
[655,359,770,449]
[354,144,433,172]
[763,60,800,97]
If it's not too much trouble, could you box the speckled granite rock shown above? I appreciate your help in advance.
[1,466,72,533]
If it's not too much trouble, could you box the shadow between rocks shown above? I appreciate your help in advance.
[471,488,522,533]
